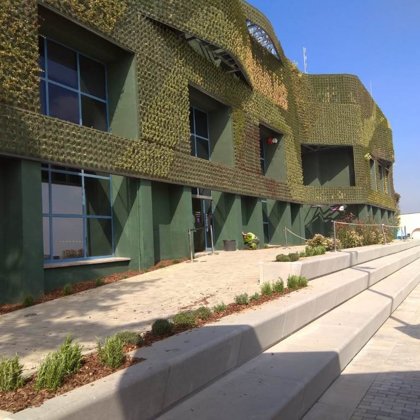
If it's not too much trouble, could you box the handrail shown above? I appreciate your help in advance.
[188,226,215,261]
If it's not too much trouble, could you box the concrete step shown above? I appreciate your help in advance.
[161,258,420,420]
[261,240,419,283]
[7,245,420,420]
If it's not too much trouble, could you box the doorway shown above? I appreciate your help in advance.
[192,188,213,252]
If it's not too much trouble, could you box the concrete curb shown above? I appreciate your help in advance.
[261,240,419,282]
[6,245,420,420]
[162,258,420,420]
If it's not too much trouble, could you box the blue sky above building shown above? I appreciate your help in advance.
[248,0,420,214]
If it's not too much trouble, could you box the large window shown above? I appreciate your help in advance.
[190,107,210,160]
[42,165,113,261]
[39,37,108,131]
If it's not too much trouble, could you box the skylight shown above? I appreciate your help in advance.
[246,19,280,59]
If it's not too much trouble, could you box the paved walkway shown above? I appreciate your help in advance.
[305,283,420,420]
[0,247,302,373]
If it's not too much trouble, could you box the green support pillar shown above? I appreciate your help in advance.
[241,197,264,247]
[213,192,243,249]
[138,179,155,269]
[0,159,44,303]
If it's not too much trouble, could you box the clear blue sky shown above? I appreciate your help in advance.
[247,0,420,214]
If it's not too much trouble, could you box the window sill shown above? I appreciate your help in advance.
[44,257,131,270]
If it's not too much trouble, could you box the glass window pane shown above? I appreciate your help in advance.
[51,172,83,214]
[52,217,83,259]
[48,84,79,124]
[85,176,111,216]
[43,217,50,259]
[87,218,112,257]
[196,138,209,160]
[194,109,208,138]
[39,37,45,74]
[47,40,78,88]
[190,135,196,156]
[79,55,106,99]
[81,96,107,131]
[40,80,46,115]
[42,181,49,213]
[189,108,194,133]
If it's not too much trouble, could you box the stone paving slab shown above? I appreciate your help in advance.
[0,247,303,372]
[304,283,420,420]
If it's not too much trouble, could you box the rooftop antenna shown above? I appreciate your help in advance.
[303,47,308,73]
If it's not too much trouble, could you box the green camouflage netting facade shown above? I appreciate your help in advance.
[0,0,396,210]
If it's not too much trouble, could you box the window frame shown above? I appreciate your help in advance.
[190,106,211,161]
[39,36,110,131]
[42,164,114,262]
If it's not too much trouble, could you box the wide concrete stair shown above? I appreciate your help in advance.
[8,241,420,420]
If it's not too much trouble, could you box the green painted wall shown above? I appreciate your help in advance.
[113,175,141,269]
[265,200,290,245]
[152,182,192,261]
[213,191,243,249]
[290,203,304,245]
[0,158,44,304]
[260,126,286,182]
[302,147,355,187]
[209,108,234,166]
[241,196,264,246]
[44,260,131,292]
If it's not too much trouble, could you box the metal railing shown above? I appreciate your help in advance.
[284,227,306,248]
[188,226,215,262]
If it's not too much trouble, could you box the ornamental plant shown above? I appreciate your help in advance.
[0,356,24,391]
[97,335,125,369]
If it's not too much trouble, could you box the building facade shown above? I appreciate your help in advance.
[0,0,396,303]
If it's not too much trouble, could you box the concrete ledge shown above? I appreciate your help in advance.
[261,240,419,282]
[7,246,420,420]
[44,257,131,269]
[162,258,420,420]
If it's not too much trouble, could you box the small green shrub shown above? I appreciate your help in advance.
[299,251,306,257]
[114,331,143,346]
[97,335,125,369]
[305,245,326,257]
[213,302,227,313]
[288,252,300,262]
[194,306,212,321]
[22,295,34,307]
[272,279,284,293]
[305,246,315,257]
[287,275,299,290]
[36,337,82,391]
[151,319,174,336]
[63,283,73,296]
[306,233,327,248]
[250,292,260,302]
[172,311,197,329]
[276,254,290,262]
[260,282,273,296]
[0,356,24,391]
[235,293,249,305]
[297,276,308,288]
[95,278,104,287]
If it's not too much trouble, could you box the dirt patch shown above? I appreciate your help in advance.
[0,353,142,413]
[0,258,188,316]
[0,283,305,413]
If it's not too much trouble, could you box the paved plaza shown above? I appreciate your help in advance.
[305,283,420,420]
[0,247,302,373]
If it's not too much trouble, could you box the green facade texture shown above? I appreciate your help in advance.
[0,1,396,302]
